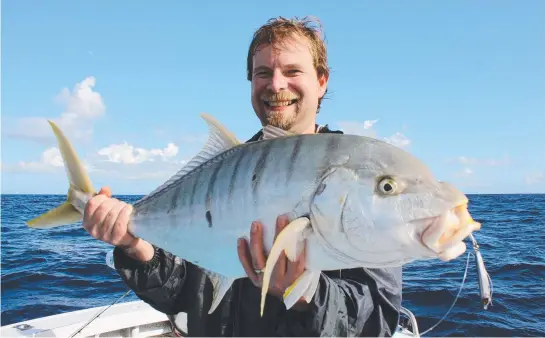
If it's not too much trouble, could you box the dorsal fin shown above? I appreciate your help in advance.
[262,125,296,140]
[141,114,241,201]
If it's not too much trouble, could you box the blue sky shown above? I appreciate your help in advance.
[2,0,544,195]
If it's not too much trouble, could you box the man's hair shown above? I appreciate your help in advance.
[246,16,330,112]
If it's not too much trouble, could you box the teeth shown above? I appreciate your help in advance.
[421,203,481,256]
[437,220,480,253]
[266,100,295,107]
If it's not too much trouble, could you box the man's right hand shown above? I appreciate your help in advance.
[82,186,155,262]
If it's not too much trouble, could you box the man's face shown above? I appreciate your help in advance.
[251,34,328,132]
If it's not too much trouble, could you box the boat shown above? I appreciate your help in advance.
[3,233,492,337]
[0,298,420,337]
[2,244,420,336]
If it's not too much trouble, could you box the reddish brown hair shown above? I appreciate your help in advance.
[246,16,330,111]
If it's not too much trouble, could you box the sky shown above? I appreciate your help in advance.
[2,0,544,195]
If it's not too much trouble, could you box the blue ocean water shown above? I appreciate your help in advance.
[1,194,544,336]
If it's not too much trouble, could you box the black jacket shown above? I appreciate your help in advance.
[113,125,403,337]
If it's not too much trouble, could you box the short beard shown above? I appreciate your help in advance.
[265,110,298,130]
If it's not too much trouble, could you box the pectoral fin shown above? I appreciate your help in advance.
[283,270,321,310]
[260,217,312,316]
[202,269,235,314]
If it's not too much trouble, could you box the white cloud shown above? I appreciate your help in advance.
[16,147,64,172]
[383,132,411,148]
[448,154,510,180]
[2,141,186,184]
[89,156,190,184]
[451,166,474,178]
[97,142,179,164]
[336,120,378,138]
[335,119,411,148]
[456,155,510,167]
[525,171,544,185]
[3,147,63,173]
[7,147,97,174]
[5,76,105,143]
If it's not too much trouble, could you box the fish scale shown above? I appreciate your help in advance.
[26,114,481,316]
[127,135,337,277]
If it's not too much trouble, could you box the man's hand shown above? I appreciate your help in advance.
[237,214,307,302]
[82,186,154,262]
[83,186,135,247]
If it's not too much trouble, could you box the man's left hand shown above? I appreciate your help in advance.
[237,214,307,303]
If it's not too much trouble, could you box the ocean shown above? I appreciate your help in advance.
[1,193,544,336]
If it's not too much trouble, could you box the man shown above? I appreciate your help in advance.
[82,16,403,336]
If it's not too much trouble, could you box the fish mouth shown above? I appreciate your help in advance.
[418,202,481,261]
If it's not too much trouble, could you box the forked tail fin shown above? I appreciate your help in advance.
[26,120,96,229]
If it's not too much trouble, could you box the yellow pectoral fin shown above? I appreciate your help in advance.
[260,217,311,317]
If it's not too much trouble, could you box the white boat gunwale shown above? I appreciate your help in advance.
[1,300,418,337]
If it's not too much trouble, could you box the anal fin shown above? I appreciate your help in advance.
[202,269,235,314]
[260,217,312,316]
[283,270,321,310]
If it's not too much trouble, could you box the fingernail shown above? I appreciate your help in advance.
[237,238,243,247]
[251,222,257,233]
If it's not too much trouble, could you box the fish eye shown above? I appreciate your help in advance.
[377,177,398,195]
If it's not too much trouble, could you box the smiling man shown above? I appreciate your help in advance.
[249,21,328,135]
[82,16,403,336]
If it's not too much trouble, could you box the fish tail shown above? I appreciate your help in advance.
[26,120,96,229]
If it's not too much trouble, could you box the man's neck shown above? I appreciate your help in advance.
[287,118,318,135]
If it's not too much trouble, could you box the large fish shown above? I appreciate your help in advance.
[27,114,481,316]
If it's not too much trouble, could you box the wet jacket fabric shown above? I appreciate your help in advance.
[113,124,403,337]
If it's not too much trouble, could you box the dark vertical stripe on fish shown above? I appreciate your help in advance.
[168,183,183,213]
[286,136,303,185]
[320,134,340,176]
[251,141,273,202]
[189,168,202,212]
[205,161,222,212]
[228,148,247,200]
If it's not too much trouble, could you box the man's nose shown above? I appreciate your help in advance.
[267,70,288,92]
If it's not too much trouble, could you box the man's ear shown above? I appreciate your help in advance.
[318,74,329,97]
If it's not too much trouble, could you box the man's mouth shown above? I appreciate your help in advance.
[264,99,298,107]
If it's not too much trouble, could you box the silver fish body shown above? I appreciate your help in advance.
[26,114,481,315]
[130,134,353,277]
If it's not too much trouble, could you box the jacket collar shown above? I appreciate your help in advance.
[246,123,343,143]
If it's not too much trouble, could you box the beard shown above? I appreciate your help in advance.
[258,90,301,130]
[264,108,299,130]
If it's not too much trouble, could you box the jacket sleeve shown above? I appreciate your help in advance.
[112,244,201,315]
[275,267,403,337]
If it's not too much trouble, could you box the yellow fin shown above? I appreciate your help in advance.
[200,113,241,147]
[27,201,83,228]
[283,270,321,310]
[48,120,95,194]
[26,120,96,228]
[260,217,311,317]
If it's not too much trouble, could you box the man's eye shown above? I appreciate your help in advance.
[287,69,302,75]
